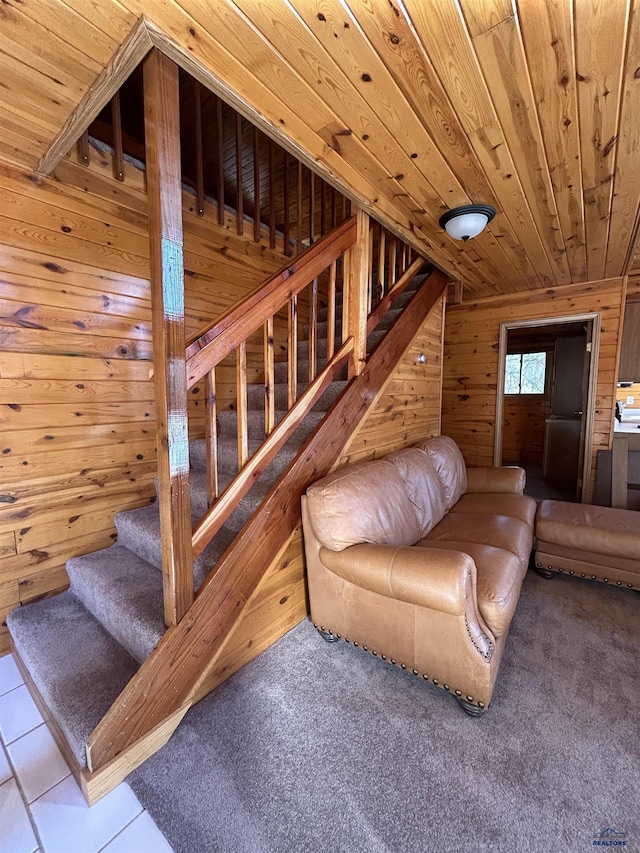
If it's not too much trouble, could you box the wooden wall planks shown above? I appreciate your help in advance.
[2,2,638,298]
[441,278,625,499]
[0,150,286,652]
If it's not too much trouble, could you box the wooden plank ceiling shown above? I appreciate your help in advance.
[0,0,639,300]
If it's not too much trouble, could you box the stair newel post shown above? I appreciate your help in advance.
[346,207,370,379]
[144,49,193,626]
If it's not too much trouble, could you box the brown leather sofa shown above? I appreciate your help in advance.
[301,436,536,715]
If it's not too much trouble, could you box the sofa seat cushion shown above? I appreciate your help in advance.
[416,540,525,637]
[415,436,468,510]
[305,459,422,551]
[450,493,537,527]
[425,512,533,565]
[536,500,640,561]
[386,448,446,537]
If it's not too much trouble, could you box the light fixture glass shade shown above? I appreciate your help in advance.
[439,204,496,241]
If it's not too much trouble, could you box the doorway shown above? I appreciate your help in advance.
[495,314,600,503]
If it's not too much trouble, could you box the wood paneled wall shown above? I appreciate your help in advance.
[341,295,445,463]
[441,279,626,498]
[0,150,287,653]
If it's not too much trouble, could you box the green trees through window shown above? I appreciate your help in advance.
[504,351,547,395]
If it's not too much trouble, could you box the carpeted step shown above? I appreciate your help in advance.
[7,591,138,768]
[218,408,325,441]
[67,544,165,663]
[245,378,348,412]
[114,504,236,588]
[190,437,262,473]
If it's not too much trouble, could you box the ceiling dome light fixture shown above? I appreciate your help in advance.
[439,204,496,241]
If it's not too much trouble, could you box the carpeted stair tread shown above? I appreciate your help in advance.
[67,544,165,664]
[190,437,263,474]
[218,408,325,441]
[114,504,235,588]
[7,591,138,768]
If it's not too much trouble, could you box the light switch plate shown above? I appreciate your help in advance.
[627,395,635,404]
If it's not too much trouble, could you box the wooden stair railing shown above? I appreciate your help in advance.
[84,268,448,781]
[184,215,358,560]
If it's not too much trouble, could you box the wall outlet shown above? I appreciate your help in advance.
[627,395,635,405]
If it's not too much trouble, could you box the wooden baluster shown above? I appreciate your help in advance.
[205,369,218,505]
[389,235,397,289]
[144,49,193,626]
[309,170,315,245]
[111,91,124,182]
[283,151,291,257]
[327,260,337,360]
[268,138,276,249]
[346,207,370,379]
[78,130,90,166]
[253,126,261,243]
[308,277,318,383]
[320,180,327,238]
[288,294,298,407]
[237,341,248,469]
[235,113,243,234]
[367,220,374,314]
[377,227,386,303]
[194,81,204,216]
[331,186,337,228]
[297,161,303,255]
[216,96,224,226]
[264,317,275,435]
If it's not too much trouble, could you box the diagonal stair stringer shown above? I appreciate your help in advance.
[85,268,447,776]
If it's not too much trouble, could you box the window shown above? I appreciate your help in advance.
[504,351,547,395]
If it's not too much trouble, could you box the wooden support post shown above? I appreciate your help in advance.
[346,206,370,379]
[144,49,193,626]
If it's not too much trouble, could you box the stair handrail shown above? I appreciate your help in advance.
[183,215,359,565]
[185,216,357,389]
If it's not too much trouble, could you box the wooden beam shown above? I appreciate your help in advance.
[37,17,153,175]
[144,49,193,626]
[85,269,448,772]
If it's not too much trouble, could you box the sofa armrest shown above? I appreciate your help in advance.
[319,543,476,616]
[465,466,525,495]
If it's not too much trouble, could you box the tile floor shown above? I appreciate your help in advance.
[0,653,173,853]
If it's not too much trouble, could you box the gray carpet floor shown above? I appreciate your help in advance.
[129,571,640,853]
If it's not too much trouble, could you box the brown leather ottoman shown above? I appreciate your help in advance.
[534,500,640,590]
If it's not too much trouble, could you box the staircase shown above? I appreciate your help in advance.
[7,272,427,778]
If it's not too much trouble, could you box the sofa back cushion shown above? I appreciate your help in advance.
[386,448,447,537]
[305,459,421,551]
[415,436,468,510]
